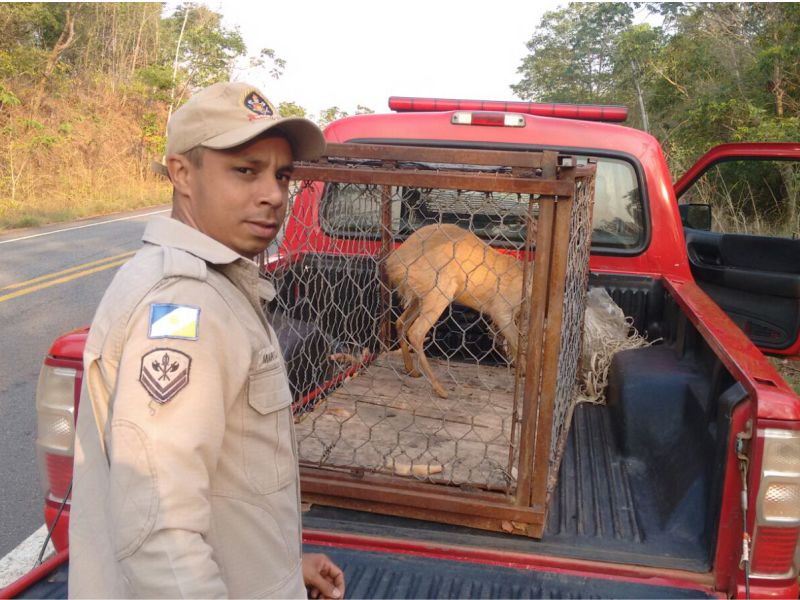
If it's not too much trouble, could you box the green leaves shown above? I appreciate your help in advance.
[513,3,799,153]
[512,4,634,104]
[513,3,800,234]
[317,106,349,129]
[277,101,307,118]
[168,3,247,89]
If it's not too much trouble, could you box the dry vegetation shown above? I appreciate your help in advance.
[1,80,170,230]
[770,357,800,395]
[0,3,244,231]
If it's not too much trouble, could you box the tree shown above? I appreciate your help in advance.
[614,24,663,132]
[0,2,270,228]
[167,3,246,93]
[31,8,75,115]
[751,3,800,119]
[511,3,635,104]
[317,106,348,128]
[512,2,800,234]
[248,47,286,80]
[278,101,307,118]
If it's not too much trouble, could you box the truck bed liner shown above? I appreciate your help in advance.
[303,402,711,573]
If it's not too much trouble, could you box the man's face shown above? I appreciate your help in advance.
[174,134,294,258]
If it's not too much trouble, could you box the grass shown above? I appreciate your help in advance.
[769,356,800,395]
[0,180,171,231]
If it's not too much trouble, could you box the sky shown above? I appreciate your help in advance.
[202,0,565,120]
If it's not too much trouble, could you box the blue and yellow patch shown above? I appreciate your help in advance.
[148,304,200,340]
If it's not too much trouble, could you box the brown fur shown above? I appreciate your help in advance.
[385,224,526,398]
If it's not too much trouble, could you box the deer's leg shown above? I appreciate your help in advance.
[406,288,454,399]
[493,311,519,365]
[396,297,422,377]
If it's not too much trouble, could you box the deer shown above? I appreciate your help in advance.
[385,223,527,399]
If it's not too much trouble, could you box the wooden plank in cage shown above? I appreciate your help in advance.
[514,196,555,507]
[298,353,517,491]
[529,196,575,507]
[506,188,539,492]
[320,142,550,170]
[304,493,541,536]
[301,467,545,537]
[378,185,393,347]
[292,165,575,197]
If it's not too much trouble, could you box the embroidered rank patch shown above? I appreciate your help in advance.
[148,304,200,340]
[140,349,191,404]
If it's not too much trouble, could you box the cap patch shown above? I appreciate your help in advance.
[244,90,274,120]
[148,303,200,340]
[140,349,191,404]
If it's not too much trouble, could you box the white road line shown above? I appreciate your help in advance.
[0,525,55,588]
[0,208,170,245]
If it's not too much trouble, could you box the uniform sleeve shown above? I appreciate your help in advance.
[105,277,251,598]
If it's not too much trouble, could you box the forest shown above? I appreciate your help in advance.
[513,3,799,236]
[0,2,798,233]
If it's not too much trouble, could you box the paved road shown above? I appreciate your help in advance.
[0,206,169,558]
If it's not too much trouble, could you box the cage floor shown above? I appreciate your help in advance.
[295,350,519,491]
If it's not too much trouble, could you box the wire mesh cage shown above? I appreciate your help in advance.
[264,144,596,537]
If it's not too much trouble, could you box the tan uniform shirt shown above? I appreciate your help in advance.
[69,216,306,599]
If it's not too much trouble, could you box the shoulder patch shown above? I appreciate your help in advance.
[140,348,191,404]
[148,303,200,340]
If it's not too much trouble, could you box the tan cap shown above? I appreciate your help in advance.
[153,81,325,177]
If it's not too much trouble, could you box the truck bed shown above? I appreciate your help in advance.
[10,398,719,599]
[303,401,712,573]
[277,264,733,576]
[15,321,727,599]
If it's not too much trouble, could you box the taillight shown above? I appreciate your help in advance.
[35,360,78,504]
[751,428,800,578]
[450,111,525,127]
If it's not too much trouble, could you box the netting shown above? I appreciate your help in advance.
[547,177,594,493]
[268,183,533,491]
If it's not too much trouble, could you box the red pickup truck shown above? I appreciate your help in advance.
[9,98,800,599]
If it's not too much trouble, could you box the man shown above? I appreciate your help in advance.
[69,81,345,599]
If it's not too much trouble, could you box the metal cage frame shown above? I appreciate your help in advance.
[276,143,596,538]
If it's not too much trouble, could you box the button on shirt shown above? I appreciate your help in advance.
[69,216,305,599]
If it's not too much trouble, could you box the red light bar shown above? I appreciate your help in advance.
[389,97,628,122]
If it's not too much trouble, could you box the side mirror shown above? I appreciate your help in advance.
[678,203,712,231]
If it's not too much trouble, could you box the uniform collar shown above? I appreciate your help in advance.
[142,216,277,302]
[142,216,244,265]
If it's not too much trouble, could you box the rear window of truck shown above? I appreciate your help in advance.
[318,156,643,250]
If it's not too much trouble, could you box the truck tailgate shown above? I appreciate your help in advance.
[11,546,715,599]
